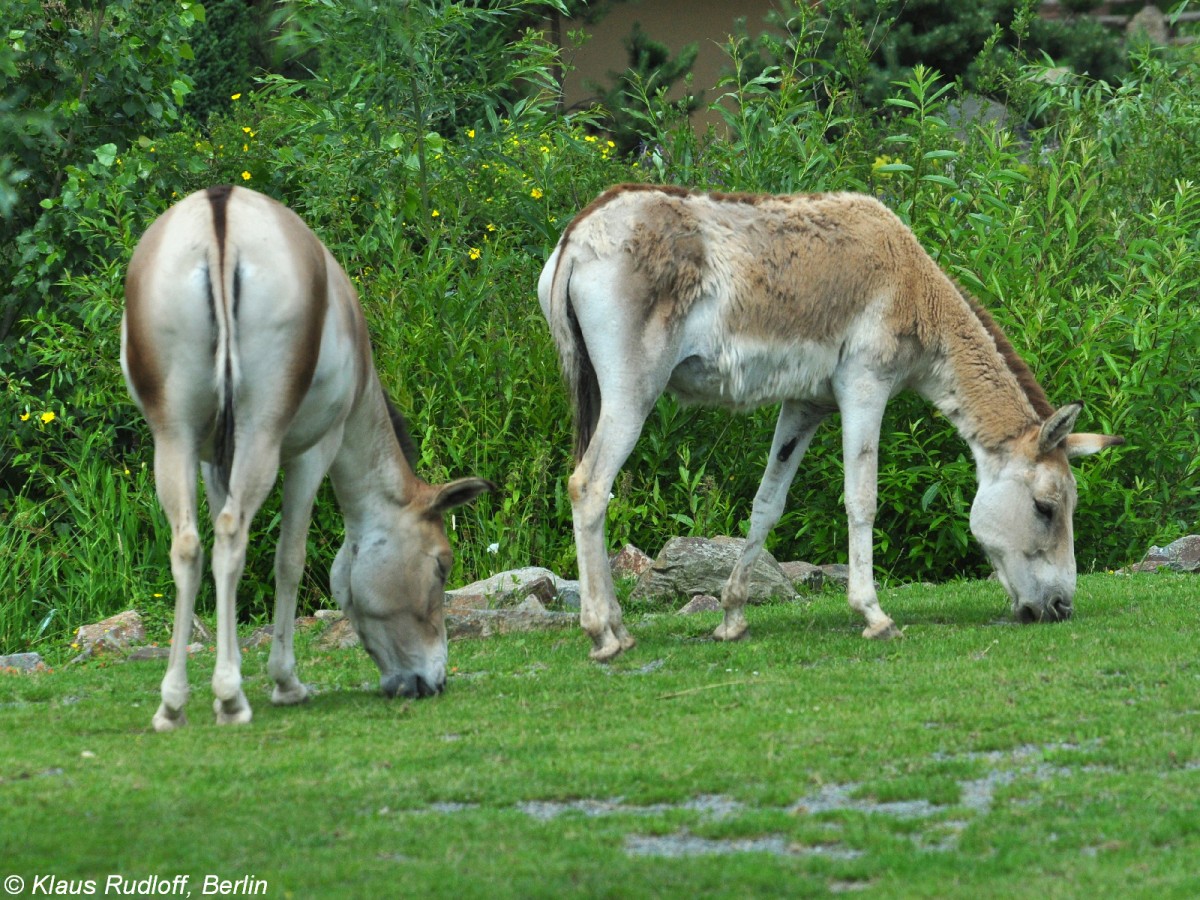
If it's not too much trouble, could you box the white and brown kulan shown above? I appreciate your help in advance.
[123,186,493,731]
[539,184,1122,662]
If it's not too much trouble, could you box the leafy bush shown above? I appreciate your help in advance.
[0,0,201,347]
[736,0,1129,121]
[3,2,1198,653]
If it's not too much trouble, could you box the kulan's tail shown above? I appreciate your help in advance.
[207,185,239,497]
[545,244,600,463]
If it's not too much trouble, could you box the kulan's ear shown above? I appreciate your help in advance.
[430,477,497,514]
[1065,432,1125,459]
[1038,402,1084,455]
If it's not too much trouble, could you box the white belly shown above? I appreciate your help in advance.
[667,337,841,410]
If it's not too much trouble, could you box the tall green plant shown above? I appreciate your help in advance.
[0,0,201,347]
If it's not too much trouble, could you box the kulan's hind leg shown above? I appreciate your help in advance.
[208,435,283,725]
[570,408,647,662]
[152,437,203,732]
[717,401,826,642]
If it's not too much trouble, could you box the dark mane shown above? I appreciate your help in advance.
[955,283,1055,420]
[384,395,420,469]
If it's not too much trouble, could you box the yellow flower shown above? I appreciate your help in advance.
[241,171,252,181]
[872,155,896,178]
[467,129,475,139]
[153,593,164,598]
[606,140,615,149]
[469,247,481,260]
[242,126,254,136]
[19,412,30,422]
[231,93,242,101]
[431,209,440,217]
[40,411,55,424]
[530,187,543,200]
[584,135,597,143]
[242,143,248,152]
[486,223,496,232]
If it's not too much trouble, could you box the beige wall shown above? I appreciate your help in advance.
[558,0,789,130]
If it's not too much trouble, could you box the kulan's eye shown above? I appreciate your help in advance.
[435,556,450,581]
[1034,499,1055,521]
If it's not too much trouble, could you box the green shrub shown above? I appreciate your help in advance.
[3,3,1198,653]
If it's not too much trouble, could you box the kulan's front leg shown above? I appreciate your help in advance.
[269,443,337,705]
[718,401,825,642]
[839,391,901,640]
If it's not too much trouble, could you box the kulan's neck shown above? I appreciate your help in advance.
[914,284,1047,455]
[328,376,418,531]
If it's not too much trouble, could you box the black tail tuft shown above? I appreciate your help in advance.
[566,294,601,463]
[212,372,235,497]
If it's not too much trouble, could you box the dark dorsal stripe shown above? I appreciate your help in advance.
[955,283,1055,421]
[206,184,234,262]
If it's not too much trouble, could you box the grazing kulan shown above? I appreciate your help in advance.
[539,184,1122,662]
[123,186,494,730]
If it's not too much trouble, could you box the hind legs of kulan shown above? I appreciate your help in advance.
[213,692,253,725]
[569,407,647,663]
[862,616,902,640]
[714,566,751,642]
[583,602,636,663]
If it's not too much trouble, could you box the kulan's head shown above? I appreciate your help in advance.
[333,477,495,698]
[969,403,1122,623]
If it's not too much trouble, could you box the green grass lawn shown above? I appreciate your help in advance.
[2,573,1198,898]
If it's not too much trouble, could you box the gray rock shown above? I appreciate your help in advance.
[610,544,653,579]
[945,93,1011,140]
[677,594,722,614]
[240,625,275,650]
[446,609,576,641]
[445,567,578,611]
[630,536,797,604]
[779,561,825,591]
[127,646,170,661]
[514,595,548,614]
[557,581,581,611]
[315,616,361,650]
[72,610,146,660]
[1127,4,1168,44]
[819,564,850,587]
[1134,536,1200,573]
[0,652,45,671]
[191,615,214,644]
